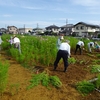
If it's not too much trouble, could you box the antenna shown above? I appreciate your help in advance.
[66,19,68,26]
[66,19,68,35]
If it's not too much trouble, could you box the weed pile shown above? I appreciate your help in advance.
[27,71,62,90]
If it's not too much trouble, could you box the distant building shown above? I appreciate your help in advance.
[18,28,32,34]
[7,26,18,34]
[59,24,74,35]
[73,22,100,37]
[32,28,45,35]
[0,28,7,33]
[45,25,59,34]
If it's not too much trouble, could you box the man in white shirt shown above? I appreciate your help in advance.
[87,42,94,53]
[74,40,84,55]
[13,35,21,54]
[54,40,70,72]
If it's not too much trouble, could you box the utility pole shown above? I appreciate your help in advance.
[66,19,68,35]
[24,24,25,34]
[37,23,39,34]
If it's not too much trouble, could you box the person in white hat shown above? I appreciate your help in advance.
[94,42,100,52]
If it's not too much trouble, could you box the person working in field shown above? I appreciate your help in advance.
[0,36,3,50]
[54,39,71,72]
[87,42,95,53]
[94,42,100,52]
[56,33,64,50]
[13,35,21,54]
[74,40,84,55]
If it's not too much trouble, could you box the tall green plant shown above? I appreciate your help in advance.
[0,61,9,95]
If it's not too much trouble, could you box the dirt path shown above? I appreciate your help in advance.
[0,51,100,100]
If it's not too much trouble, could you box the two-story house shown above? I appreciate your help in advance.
[32,28,45,35]
[7,26,18,34]
[59,24,74,35]
[45,25,59,34]
[73,22,100,37]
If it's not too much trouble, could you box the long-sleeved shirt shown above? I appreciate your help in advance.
[59,42,70,56]
[88,42,94,47]
[77,41,84,46]
[13,37,20,43]
[0,36,3,45]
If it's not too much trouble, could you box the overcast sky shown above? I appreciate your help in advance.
[1,0,100,28]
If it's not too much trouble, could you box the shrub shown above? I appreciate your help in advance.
[76,80,95,96]
[68,57,76,64]
[27,71,62,90]
[90,65,100,73]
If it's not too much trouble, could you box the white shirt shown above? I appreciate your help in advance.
[13,37,20,43]
[0,36,3,45]
[88,42,94,47]
[77,41,84,46]
[59,42,70,56]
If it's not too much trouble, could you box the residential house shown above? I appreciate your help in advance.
[18,28,33,34]
[0,28,7,33]
[59,24,74,35]
[73,22,100,37]
[45,25,59,34]
[32,28,45,35]
[7,26,18,34]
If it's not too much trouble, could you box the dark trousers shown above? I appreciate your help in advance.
[54,50,68,71]
[75,44,81,54]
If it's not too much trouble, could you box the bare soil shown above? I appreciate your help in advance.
[0,51,100,100]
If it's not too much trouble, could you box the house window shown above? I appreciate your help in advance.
[67,28,69,30]
[76,26,79,30]
[80,26,84,30]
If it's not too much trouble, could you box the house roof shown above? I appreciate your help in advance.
[33,28,43,30]
[74,22,100,28]
[7,26,17,28]
[0,28,6,30]
[60,24,74,28]
[45,25,59,29]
